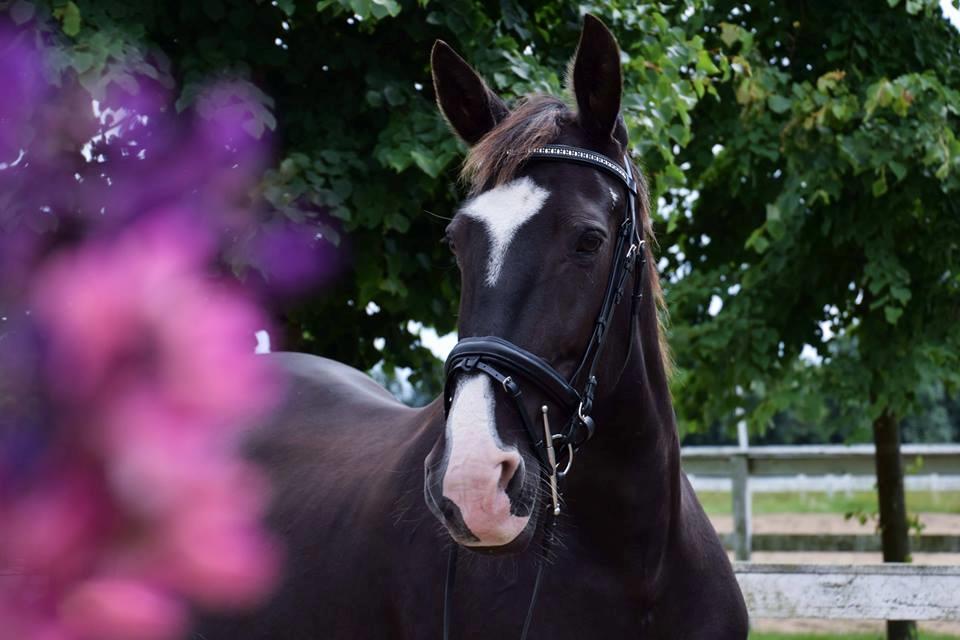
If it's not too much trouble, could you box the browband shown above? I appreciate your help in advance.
[527,144,638,195]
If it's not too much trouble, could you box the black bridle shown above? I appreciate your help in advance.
[441,144,646,639]
[444,144,645,478]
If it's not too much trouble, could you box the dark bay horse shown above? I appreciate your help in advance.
[196,15,747,640]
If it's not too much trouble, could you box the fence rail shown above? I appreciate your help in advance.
[734,563,960,620]
[681,444,960,560]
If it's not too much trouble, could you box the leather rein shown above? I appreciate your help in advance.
[440,144,646,639]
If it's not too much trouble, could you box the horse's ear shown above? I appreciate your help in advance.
[570,15,622,141]
[431,41,509,145]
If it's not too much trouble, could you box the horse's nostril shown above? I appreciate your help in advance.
[497,453,521,491]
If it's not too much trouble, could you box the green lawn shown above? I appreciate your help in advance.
[751,634,959,640]
[697,490,960,516]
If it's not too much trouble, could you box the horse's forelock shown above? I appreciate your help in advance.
[460,95,572,194]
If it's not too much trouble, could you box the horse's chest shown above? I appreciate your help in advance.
[440,555,651,639]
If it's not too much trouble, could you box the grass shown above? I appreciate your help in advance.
[751,634,959,640]
[697,490,960,516]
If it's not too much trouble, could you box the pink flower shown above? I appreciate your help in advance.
[59,578,187,640]
[2,216,283,637]
[0,467,109,579]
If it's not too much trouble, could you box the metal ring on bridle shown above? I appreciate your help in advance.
[502,375,514,392]
[557,441,574,477]
[577,401,589,422]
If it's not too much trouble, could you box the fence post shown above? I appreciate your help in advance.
[731,451,752,561]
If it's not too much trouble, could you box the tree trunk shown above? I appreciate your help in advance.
[872,410,917,640]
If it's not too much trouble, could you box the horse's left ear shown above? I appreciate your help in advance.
[431,41,509,145]
[570,15,622,141]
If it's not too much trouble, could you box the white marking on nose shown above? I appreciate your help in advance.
[461,177,549,287]
[443,375,527,546]
[446,375,502,458]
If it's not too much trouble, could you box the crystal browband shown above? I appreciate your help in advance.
[526,144,633,191]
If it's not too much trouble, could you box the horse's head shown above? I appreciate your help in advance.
[424,16,647,552]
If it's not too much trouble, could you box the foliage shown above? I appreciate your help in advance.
[664,1,960,437]
[1,0,726,394]
[4,0,959,436]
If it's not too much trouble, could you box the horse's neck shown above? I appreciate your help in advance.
[562,300,681,565]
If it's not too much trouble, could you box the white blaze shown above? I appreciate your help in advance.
[461,177,549,287]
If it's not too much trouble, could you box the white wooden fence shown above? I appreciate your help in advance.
[681,444,960,560]
[735,563,960,621]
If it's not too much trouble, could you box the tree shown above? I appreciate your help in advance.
[2,0,724,397]
[665,2,960,638]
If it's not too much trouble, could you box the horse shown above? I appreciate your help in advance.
[195,15,747,640]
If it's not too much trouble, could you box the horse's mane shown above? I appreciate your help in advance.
[460,93,673,378]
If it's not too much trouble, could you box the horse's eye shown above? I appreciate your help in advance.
[576,232,603,254]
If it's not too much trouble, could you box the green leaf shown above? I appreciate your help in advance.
[383,85,406,106]
[719,22,741,47]
[696,50,720,75]
[745,228,770,253]
[888,160,907,182]
[385,212,410,232]
[371,0,402,17]
[890,285,912,304]
[410,149,442,177]
[816,70,846,93]
[70,51,94,74]
[61,1,81,36]
[872,174,888,197]
[765,203,782,222]
[767,94,792,114]
[884,306,904,325]
[767,218,786,240]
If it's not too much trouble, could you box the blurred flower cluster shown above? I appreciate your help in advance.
[0,12,331,640]
[1,221,281,640]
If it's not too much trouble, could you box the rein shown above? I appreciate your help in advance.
[441,144,646,639]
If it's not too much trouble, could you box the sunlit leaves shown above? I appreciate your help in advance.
[316,0,401,20]
[54,0,80,36]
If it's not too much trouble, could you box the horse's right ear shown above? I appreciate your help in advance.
[431,41,509,145]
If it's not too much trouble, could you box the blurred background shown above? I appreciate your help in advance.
[1,0,959,638]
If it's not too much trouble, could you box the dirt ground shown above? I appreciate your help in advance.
[712,513,960,636]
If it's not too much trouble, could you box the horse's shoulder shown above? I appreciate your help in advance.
[246,351,436,485]
[269,351,402,407]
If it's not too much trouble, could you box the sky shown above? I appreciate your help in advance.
[943,0,960,27]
